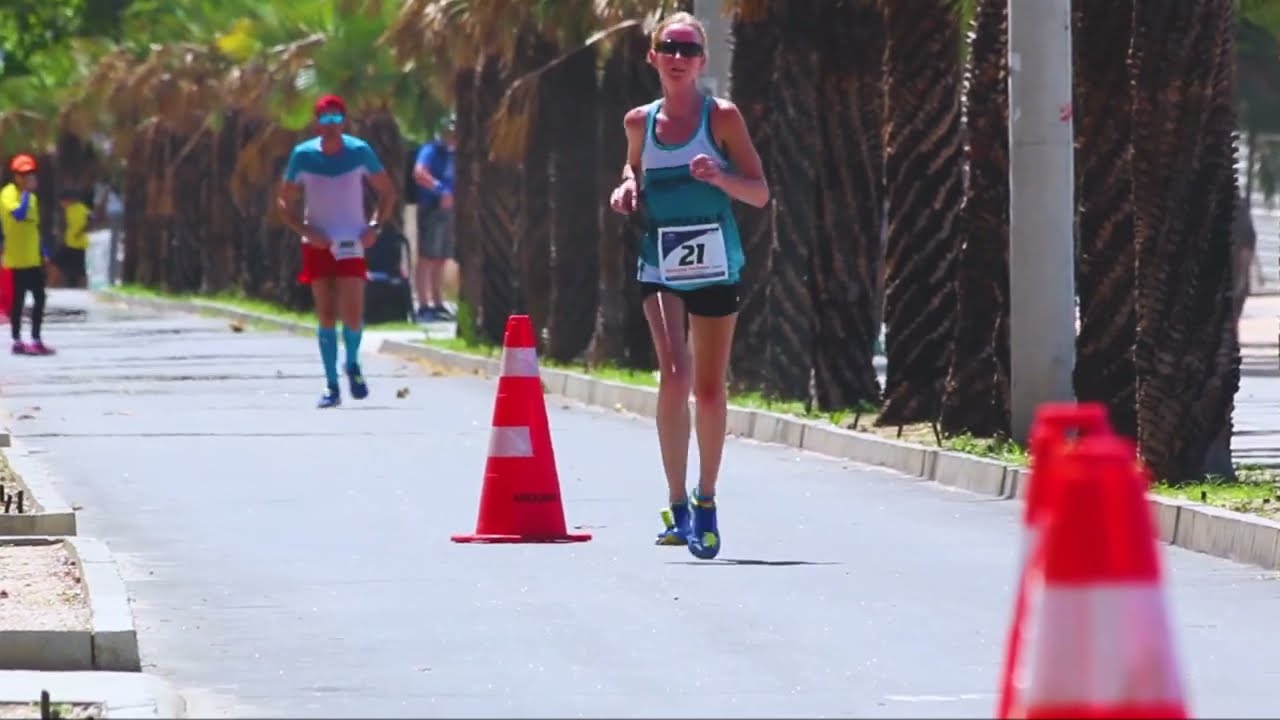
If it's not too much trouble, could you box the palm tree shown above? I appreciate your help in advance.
[724,5,782,395]
[1071,0,1137,440]
[1129,0,1241,483]
[589,23,661,370]
[755,1,820,402]
[811,0,885,411]
[939,0,1010,437]
[724,0,826,402]
[876,0,964,427]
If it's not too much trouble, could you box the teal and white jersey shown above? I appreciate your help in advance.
[284,134,384,260]
[636,95,744,290]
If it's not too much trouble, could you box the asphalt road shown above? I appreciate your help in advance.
[2,290,1280,719]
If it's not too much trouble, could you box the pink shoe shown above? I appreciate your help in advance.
[26,341,54,356]
[11,341,27,355]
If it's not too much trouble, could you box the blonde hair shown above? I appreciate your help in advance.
[651,11,708,49]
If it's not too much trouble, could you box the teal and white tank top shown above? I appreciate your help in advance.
[636,95,744,290]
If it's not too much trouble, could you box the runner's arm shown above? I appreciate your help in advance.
[709,100,769,208]
[276,181,308,235]
[276,146,309,235]
[367,170,397,225]
[621,106,646,184]
[359,144,397,225]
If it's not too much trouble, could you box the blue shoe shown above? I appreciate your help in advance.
[655,500,691,546]
[317,382,341,409]
[346,363,369,400]
[688,490,720,559]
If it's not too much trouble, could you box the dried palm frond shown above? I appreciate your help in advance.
[488,17,656,164]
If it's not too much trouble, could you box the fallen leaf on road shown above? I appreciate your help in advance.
[229,320,245,333]
[396,387,410,399]
[15,414,33,421]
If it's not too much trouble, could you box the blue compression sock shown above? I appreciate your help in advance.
[342,325,363,369]
[318,327,339,385]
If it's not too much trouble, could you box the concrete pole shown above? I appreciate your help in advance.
[1007,0,1077,444]
[692,0,733,97]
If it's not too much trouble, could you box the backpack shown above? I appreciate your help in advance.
[365,223,410,278]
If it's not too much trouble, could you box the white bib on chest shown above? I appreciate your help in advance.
[658,222,729,285]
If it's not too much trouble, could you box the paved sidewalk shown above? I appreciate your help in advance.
[3,291,1280,717]
[1234,294,1280,466]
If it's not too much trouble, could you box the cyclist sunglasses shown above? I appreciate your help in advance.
[317,112,345,126]
[654,39,704,58]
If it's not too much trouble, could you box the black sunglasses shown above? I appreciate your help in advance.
[654,39,704,58]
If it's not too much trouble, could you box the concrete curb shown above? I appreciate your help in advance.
[0,536,140,672]
[377,338,1280,572]
[93,290,1280,572]
[94,292,316,339]
[0,670,183,718]
[0,439,78,537]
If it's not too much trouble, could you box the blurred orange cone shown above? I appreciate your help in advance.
[997,435,1188,719]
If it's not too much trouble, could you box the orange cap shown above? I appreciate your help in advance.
[9,154,36,174]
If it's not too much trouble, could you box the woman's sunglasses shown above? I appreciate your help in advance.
[654,40,704,58]
[317,112,345,126]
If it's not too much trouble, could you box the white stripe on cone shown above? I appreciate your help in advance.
[1022,583,1185,709]
[501,347,540,378]
[488,426,534,458]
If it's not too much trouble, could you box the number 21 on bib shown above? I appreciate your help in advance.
[658,223,729,285]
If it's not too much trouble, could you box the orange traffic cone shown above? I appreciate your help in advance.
[998,435,1188,719]
[997,402,1114,719]
[451,315,592,544]
[1024,402,1112,530]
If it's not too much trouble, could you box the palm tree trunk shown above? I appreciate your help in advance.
[545,44,600,363]
[1072,0,1137,439]
[589,26,659,369]
[1130,0,1241,483]
[811,0,884,411]
[760,2,819,401]
[353,108,405,226]
[205,112,242,294]
[477,54,523,344]
[876,0,964,427]
[726,7,781,395]
[939,0,1011,437]
[453,65,484,331]
[518,29,558,349]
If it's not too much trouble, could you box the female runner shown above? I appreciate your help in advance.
[609,11,769,559]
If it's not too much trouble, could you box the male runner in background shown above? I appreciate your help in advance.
[277,94,397,408]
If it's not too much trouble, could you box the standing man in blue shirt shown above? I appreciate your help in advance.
[412,115,457,322]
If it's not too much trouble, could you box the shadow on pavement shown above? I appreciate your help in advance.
[665,558,842,567]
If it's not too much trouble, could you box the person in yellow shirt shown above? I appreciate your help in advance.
[0,154,54,355]
[57,190,90,288]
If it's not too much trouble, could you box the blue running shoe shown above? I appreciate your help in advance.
[655,500,691,546]
[688,490,720,559]
[317,382,341,409]
[346,363,369,400]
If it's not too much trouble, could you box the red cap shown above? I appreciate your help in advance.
[9,154,36,174]
[314,94,346,116]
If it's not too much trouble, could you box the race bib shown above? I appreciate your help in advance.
[658,222,729,285]
[330,236,363,261]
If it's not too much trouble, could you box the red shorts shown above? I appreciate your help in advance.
[297,243,367,285]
